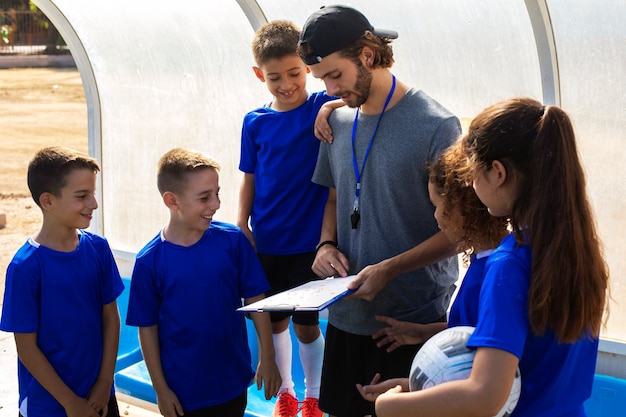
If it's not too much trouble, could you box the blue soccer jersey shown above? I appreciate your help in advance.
[126,221,270,410]
[0,231,124,417]
[447,250,493,328]
[239,91,334,255]
[467,233,598,417]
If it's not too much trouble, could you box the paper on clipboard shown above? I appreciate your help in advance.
[238,275,357,312]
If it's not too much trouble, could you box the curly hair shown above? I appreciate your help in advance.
[429,142,509,266]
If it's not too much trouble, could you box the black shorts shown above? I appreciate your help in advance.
[106,396,120,417]
[180,390,247,417]
[257,252,320,326]
[319,319,443,417]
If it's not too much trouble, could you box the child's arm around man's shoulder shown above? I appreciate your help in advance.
[245,294,282,400]
[314,98,345,143]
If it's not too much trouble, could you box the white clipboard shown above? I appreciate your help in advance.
[238,276,357,312]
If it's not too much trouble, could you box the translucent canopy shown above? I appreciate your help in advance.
[33,0,626,361]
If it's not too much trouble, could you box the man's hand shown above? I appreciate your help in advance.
[312,245,349,278]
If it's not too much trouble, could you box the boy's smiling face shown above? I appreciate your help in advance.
[254,54,310,112]
[47,168,98,230]
[171,167,221,234]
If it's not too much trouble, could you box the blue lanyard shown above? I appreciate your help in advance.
[351,75,396,217]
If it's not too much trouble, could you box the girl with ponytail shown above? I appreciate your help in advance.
[372,98,609,417]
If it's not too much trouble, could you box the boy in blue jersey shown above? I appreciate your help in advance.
[126,148,281,417]
[0,146,124,417]
[238,20,341,417]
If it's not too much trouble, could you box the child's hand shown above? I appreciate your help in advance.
[64,396,100,417]
[255,359,282,400]
[86,378,111,416]
[313,112,333,143]
[314,100,344,143]
[155,386,184,417]
[344,262,391,301]
[373,315,430,352]
[356,374,407,402]
[356,373,383,402]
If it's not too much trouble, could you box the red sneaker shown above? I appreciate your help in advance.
[300,397,326,417]
[272,392,299,417]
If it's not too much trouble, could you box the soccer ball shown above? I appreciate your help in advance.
[409,326,521,417]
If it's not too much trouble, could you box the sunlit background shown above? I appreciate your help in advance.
[29,0,626,377]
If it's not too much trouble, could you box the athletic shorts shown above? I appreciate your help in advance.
[319,319,444,417]
[257,252,320,326]
[179,389,247,417]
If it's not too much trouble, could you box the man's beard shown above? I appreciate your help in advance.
[344,62,372,108]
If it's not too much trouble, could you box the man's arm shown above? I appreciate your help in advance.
[347,231,458,301]
[139,325,183,417]
[14,333,100,417]
[311,188,350,278]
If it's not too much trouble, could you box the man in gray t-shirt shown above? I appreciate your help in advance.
[298,5,460,417]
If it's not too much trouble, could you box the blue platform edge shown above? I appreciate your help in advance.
[114,277,326,415]
[583,374,626,416]
[115,278,625,416]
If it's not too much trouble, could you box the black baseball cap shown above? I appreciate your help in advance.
[298,5,398,65]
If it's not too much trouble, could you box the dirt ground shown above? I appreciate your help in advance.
[0,68,158,417]
[0,68,88,287]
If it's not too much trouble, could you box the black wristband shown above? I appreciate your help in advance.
[315,240,338,253]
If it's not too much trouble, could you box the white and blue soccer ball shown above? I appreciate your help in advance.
[409,326,521,417]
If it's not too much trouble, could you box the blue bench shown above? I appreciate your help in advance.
[584,373,626,417]
[114,278,153,403]
[114,277,326,415]
[116,279,626,416]
[114,278,142,373]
